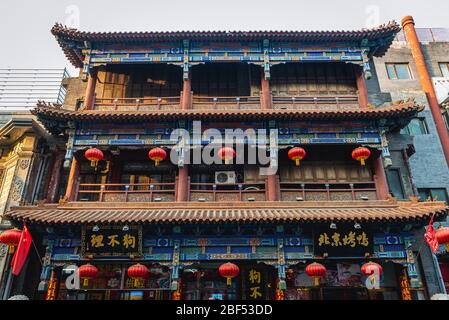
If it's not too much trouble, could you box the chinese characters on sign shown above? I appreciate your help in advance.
[45,271,57,300]
[244,267,266,300]
[82,226,142,257]
[314,226,373,257]
[400,269,412,300]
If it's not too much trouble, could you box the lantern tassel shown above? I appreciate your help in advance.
[8,245,15,254]
[155,160,160,166]
[83,278,89,287]
[226,277,231,286]
[295,159,300,166]
[314,276,319,286]
[446,244,449,253]
[360,158,365,166]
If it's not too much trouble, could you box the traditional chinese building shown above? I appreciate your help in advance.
[3,21,449,300]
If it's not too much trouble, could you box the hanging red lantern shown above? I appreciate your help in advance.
[218,262,239,286]
[148,147,167,166]
[361,261,383,277]
[128,263,149,287]
[361,262,382,288]
[0,228,22,253]
[352,147,371,166]
[85,148,104,168]
[305,262,327,286]
[436,227,449,245]
[218,147,236,164]
[288,147,306,166]
[436,227,449,252]
[78,264,98,287]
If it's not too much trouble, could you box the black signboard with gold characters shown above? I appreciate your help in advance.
[81,225,143,257]
[242,266,268,300]
[314,225,373,257]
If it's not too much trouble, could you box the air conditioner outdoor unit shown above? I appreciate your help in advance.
[215,171,236,184]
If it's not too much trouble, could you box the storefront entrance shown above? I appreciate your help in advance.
[54,263,172,300]
[284,261,407,300]
[181,262,276,300]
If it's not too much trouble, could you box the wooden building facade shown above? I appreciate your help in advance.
[3,21,449,300]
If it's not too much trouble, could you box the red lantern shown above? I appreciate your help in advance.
[85,148,104,168]
[436,227,449,252]
[288,147,306,166]
[218,147,236,164]
[128,264,149,287]
[436,227,449,245]
[361,262,382,289]
[305,262,327,286]
[78,264,98,286]
[361,261,383,276]
[148,148,167,166]
[218,262,239,286]
[352,147,371,166]
[0,228,22,253]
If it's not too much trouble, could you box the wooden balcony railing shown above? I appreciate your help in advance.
[84,93,362,113]
[189,182,267,202]
[191,96,262,111]
[91,96,181,112]
[77,182,177,202]
[74,180,377,203]
[279,181,377,201]
[272,95,360,110]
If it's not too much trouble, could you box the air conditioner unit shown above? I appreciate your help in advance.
[215,171,236,184]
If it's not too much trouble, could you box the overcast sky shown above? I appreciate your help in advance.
[1,0,448,75]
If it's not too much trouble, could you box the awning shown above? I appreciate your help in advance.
[5,200,447,225]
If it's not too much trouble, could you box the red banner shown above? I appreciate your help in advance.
[424,217,439,254]
[11,224,32,276]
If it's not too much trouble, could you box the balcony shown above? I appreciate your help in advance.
[74,181,377,203]
[280,182,377,201]
[91,96,181,112]
[189,182,267,202]
[77,182,176,202]
[85,94,360,112]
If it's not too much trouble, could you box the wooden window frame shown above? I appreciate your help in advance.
[386,63,412,80]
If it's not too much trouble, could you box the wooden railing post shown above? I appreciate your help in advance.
[212,184,217,202]
[350,183,356,200]
[125,185,129,202]
[99,185,105,202]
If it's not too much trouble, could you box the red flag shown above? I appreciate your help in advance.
[11,224,33,276]
[424,216,439,254]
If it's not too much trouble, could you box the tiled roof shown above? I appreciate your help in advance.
[33,101,422,126]
[6,200,447,225]
[51,22,401,67]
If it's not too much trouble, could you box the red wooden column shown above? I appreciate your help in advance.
[355,65,369,108]
[373,155,389,200]
[261,68,279,201]
[402,16,449,168]
[84,68,98,110]
[64,157,80,202]
[177,167,189,201]
[261,69,272,110]
[177,71,191,201]
[46,151,65,203]
[181,71,192,110]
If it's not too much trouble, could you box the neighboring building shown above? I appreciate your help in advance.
[0,69,68,299]
[369,17,449,293]
[2,21,449,300]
